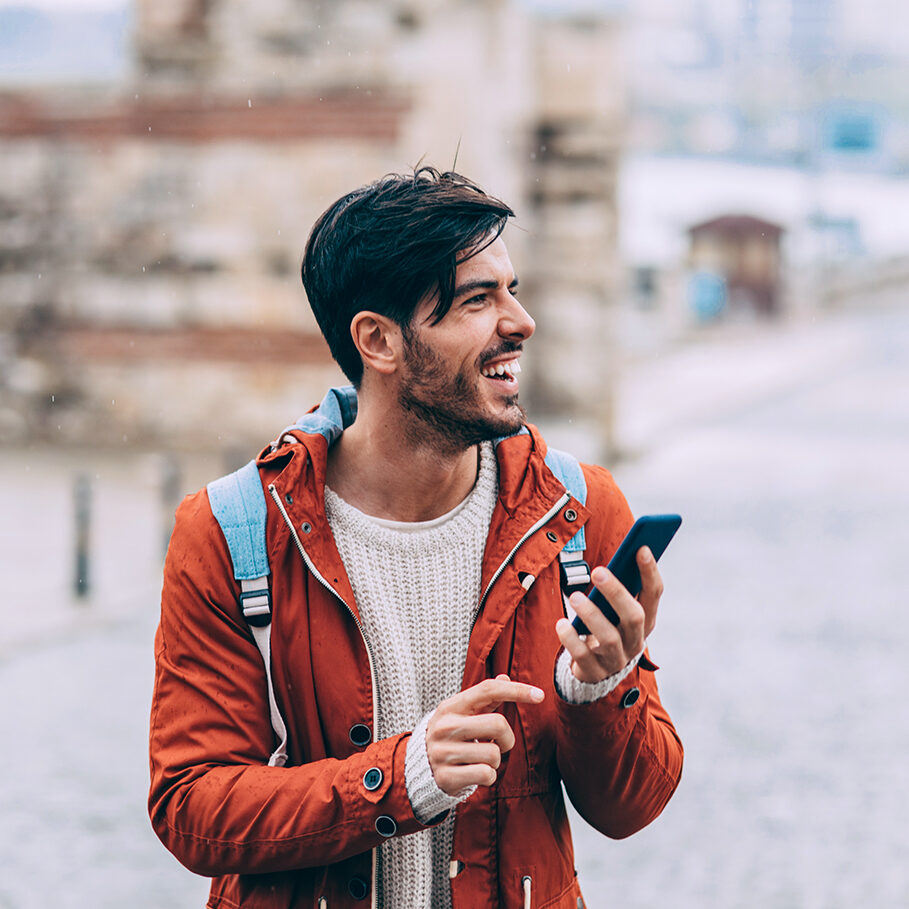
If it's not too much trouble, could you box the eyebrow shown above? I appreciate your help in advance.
[454,275,520,298]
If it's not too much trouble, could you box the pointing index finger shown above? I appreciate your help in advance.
[460,678,545,714]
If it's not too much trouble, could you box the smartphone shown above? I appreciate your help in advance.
[571,513,682,635]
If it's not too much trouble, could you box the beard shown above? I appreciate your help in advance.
[398,330,527,452]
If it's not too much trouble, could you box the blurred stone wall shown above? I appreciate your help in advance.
[0,0,626,457]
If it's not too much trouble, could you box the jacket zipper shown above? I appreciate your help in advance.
[268,484,381,909]
[470,492,570,633]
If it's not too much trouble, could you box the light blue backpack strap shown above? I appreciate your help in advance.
[207,460,287,767]
[544,447,591,595]
[207,459,270,581]
[544,447,587,553]
[276,385,359,449]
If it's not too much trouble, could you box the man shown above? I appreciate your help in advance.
[149,167,683,908]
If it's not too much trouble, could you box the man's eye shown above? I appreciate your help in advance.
[464,294,487,306]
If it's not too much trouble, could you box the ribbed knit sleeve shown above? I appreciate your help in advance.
[554,647,645,704]
[405,711,475,825]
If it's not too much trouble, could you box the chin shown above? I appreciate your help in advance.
[484,399,527,436]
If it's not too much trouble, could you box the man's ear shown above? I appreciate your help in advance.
[350,311,402,376]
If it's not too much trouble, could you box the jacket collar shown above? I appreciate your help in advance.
[263,385,578,518]
[259,387,589,641]
[270,385,561,497]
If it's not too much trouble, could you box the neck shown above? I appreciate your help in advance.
[326,394,480,522]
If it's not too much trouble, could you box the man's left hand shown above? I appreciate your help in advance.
[555,546,663,683]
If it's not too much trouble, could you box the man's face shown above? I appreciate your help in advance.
[397,236,535,450]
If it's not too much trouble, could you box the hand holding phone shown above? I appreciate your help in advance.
[571,514,681,636]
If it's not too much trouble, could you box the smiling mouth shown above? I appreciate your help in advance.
[480,359,522,382]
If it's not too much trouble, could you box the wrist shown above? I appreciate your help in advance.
[555,647,644,704]
[405,711,474,824]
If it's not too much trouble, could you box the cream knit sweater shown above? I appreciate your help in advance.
[324,442,498,909]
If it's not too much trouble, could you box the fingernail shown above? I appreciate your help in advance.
[530,686,544,701]
[592,566,608,583]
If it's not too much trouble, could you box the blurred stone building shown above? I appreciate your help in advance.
[0,0,626,457]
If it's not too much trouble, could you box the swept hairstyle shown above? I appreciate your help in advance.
[301,166,514,385]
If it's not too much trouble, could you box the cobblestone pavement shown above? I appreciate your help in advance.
[1,303,907,907]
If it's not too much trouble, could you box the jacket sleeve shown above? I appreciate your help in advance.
[555,464,684,839]
[148,490,430,877]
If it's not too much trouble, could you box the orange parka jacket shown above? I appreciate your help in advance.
[149,395,683,909]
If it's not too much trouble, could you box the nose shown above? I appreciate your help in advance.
[499,295,535,341]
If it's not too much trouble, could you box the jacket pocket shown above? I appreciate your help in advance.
[497,788,577,908]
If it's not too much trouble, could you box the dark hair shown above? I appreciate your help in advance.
[302,166,514,385]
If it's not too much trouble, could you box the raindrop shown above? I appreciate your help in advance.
[248,99,252,108]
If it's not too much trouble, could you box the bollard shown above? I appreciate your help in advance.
[160,453,182,560]
[73,473,91,599]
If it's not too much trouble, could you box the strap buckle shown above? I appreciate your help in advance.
[558,551,591,596]
[240,583,272,627]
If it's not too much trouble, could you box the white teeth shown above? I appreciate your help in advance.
[481,359,521,378]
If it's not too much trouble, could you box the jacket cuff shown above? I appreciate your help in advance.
[554,647,644,704]
[405,711,475,825]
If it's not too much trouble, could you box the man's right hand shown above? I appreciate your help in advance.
[425,675,544,796]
